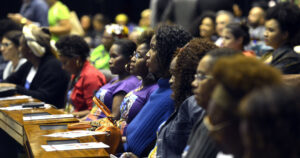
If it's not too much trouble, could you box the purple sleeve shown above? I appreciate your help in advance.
[112,76,140,95]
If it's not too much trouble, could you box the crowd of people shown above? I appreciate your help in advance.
[0,0,300,158]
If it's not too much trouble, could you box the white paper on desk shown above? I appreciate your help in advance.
[0,95,32,101]
[0,105,45,111]
[41,142,109,151]
[23,114,74,121]
[43,130,107,138]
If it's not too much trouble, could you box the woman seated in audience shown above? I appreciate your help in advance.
[239,85,300,158]
[83,39,139,121]
[116,29,158,134]
[1,30,27,80]
[1,24,70,108]
[55,35,106,118]
[261,2,300,74]
[190,11,217,42]
[221,22,255,57]
[123,24,192,157]
[205,55,282,158]
[149,38,217,158]
[183,48,240,158]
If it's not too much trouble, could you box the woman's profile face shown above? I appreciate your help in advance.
[191,55,214,108]
[199,17,215,39]
[1,38,18,61]
[221,28,242,50]
[264,19,287,49]
[109,44,127,74]
[169,56,177,86]
[130,43,148,77]
[146,35,159,75]
[59,56,78,74]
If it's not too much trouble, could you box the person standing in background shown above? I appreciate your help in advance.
[8,0,49,27]
[45,0,71,42]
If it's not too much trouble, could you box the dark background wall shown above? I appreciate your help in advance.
[0,0,150,24]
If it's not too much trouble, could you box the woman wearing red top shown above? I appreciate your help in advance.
[56,35,106,118]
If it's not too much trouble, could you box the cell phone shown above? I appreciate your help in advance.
[22,102,44,108]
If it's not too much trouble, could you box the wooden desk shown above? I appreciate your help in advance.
[0,99,78,145]
[24,124,109,158]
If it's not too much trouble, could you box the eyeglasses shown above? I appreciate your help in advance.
[0,42,12,48]
[203,116,231,132]
[194,73,212,81]
[133,51,143,59]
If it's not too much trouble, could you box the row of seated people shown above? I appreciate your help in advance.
[0,2,300,158]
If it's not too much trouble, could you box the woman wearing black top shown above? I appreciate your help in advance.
[1,24,69,108]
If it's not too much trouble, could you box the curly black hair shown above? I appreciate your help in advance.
[266,2,300,46]
[113,39,136,60]
[56,35,90,60]
[171,38,217,108]
[155,24,192,77]
[225,22,250,47]
[240,85,300,158]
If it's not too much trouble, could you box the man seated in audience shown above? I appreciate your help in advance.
[215,10,234,47]
[246,2,272,56]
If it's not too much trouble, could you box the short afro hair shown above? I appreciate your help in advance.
[113,39,136,60]
[155,24,192,74]
[56,35,90,60]
[213,55,282,100]
[266,2,300,46]
[240,85,300,158]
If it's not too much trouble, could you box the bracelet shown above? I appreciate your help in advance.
[20,17,27,25]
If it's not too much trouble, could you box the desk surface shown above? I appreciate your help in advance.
[0,99,78,125]
[24,124,109,158]
[0,98,78,145]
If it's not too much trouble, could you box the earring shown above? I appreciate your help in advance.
[125,63,130,72]
[76,60,81,67]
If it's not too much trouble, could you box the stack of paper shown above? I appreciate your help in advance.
[43,130,107,138]
[23,114,74,121]
[0,105,44,111]
[41,142,109,151]
[0,95,32,101]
